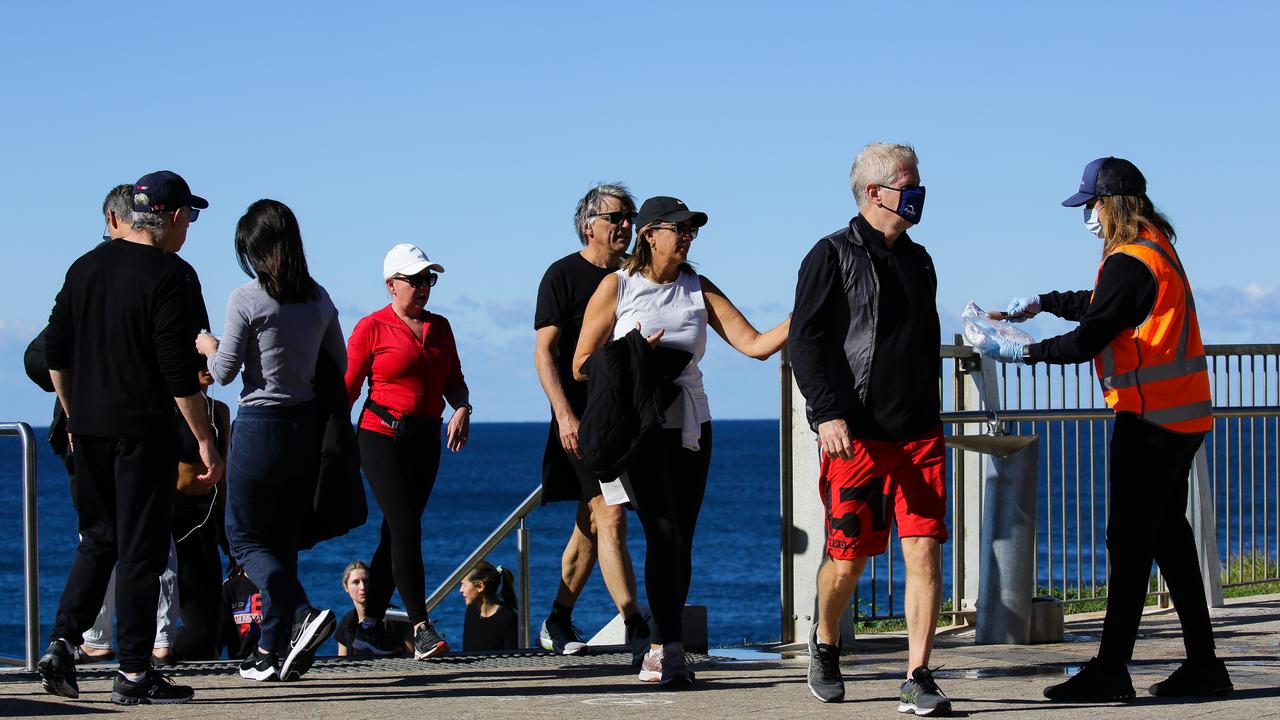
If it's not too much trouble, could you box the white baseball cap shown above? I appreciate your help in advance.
[383,243,445,280]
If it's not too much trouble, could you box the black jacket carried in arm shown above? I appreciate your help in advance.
[299,349,367,551]
[789,215,941,440]
[578,329,692,480]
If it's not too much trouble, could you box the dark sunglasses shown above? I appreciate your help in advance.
[187,207,200,222]
[592,210,637,225]
[395,272,438,289]
[653,223,699,239]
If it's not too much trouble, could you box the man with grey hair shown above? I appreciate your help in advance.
[533,183,651,666]
[790,144,951,715]
[39,170,222,705]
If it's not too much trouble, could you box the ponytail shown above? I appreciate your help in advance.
[469,560,518,612]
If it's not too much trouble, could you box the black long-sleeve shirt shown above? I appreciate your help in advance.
[46,239,202,438]
[1027,254,1156,364]
[791,215,941,440]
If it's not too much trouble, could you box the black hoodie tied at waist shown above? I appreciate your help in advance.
[578,329,692,480]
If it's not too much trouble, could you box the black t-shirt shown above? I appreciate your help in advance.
[219,572,261,660]
[463,604,518,652]
[534,252,614,413]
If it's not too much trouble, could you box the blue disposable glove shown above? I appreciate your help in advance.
[975,334,1027,364]
[1005,295,1041,322]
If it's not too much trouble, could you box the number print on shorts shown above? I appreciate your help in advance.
[831,482,888,539]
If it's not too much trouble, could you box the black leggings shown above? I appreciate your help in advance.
[358,428,441,626]
[1098,412,1216,663]
[628,422,713,645]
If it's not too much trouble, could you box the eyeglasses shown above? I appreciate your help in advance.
[394,272,438,289]
[877,184,925,193]
[102,223,111,242]
[591,210,637,225]
[187,207,200,222]
[651,223,699,239]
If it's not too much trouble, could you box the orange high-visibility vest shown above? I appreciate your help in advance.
[1093,228,1212,434]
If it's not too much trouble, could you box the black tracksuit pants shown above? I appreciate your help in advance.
[51,431,176,674]
[170,493,225,660]
[1098,412,1217,663]
[359,428,442,627]
[628,422,713,645]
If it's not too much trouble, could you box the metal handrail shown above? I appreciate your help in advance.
[405,485,543,647]
[1,422,39,670]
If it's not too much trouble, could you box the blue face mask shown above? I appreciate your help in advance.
[880,185,926,224]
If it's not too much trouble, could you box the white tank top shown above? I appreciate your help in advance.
[612,268,711,447]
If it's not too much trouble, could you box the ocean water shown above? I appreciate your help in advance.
[1,416,1275,660]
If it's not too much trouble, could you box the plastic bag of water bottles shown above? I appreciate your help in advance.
[961,301,1035,349]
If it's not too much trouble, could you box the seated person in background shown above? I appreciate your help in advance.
[460,561,518,652]
[335,561,411,657]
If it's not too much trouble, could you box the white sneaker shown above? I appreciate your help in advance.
[638,647,663,682]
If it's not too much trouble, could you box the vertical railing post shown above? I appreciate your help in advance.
[2,422,41,671]
[779,349,795,644]
[517,518,531,647]
[955,339,985,615]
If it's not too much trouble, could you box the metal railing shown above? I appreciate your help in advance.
[386,485,542,647]
[842,340,1280,622]
[1,422,40,670]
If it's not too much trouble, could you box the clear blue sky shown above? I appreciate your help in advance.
[2,1,1277,423]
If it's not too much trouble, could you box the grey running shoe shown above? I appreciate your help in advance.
[414,619,451,659]
[37,640,79,699]
[659,649,694,690]
[353,620,398,656]
[807,624,844,703]
[238,647,279,682]
[111,669,194,705]
[899,666,952,716]
[1149,657,1233,697]
[539,615,586,655]
[280,606,334,680]
[1043,657,1134,702]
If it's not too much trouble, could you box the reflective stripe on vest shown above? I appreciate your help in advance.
[1094,231,1212,434]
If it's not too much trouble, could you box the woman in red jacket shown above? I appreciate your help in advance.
[344,243,472,660]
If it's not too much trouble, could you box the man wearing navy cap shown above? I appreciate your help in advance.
[39,170,222,705]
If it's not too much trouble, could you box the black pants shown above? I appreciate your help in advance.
[628,423,713,645]
[359,427,442,626]
[51,432,176,673]
[170,493,225,660]
[1098,412,1217,663]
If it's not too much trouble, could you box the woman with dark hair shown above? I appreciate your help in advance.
[344,243,471,660]
[196,199,346,683]
[459,560,518,652]
[573,196,789,689]
[979,157,1230,702]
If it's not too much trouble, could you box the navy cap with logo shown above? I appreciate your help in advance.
[132,170,209,214]
[635,196,709,231]
[1061,157,1146,207]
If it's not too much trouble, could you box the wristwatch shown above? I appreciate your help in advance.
[1021,345,1033,363]
[460,403,474,415]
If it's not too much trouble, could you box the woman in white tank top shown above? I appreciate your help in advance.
[572,196,789,689]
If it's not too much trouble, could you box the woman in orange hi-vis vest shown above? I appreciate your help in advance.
[977,157,1230,703]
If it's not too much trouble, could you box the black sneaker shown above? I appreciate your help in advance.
[282,647,316,682]
[625,617,652,668]
[238,647,279,682]
[353,620,399,656]
[659,649,695,690]
[539,614,586,655]
[1149,657,1233,697]
[111,669,194,705]
[807,624,844,703]
[899,666,952,716]
[279,607,334,680]
[413,619,451,659]
[1043,657,1135,703]
[37,640,79,699]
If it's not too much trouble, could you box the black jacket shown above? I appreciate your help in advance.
[299,350,366,550]
[24,326,69,457]
[578,329,692,480]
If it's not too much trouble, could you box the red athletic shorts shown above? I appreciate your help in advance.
[820,426,949,560]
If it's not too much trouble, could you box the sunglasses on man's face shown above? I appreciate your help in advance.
[592,210,637,225]
[187,207,200,223]
[395,272,438,289]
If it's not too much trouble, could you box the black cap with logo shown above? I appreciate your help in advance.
[635,196,709,231]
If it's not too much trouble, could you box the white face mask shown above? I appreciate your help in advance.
[1083,204,1104,238]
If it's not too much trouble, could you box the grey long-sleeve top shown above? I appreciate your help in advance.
[208,280,347,406]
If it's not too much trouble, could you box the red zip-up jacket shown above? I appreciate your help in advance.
[344,305,465,437]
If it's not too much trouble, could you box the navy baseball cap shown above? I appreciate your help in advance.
[1061,157,1146,207]
[132,170,209,214]
[635,196,709,231]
